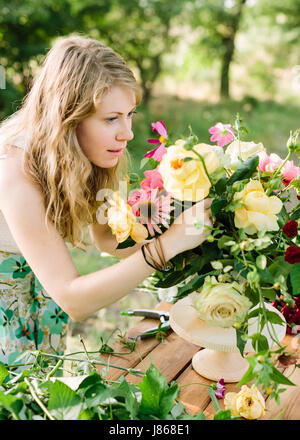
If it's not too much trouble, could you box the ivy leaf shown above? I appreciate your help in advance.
[227,156,259,186]
[48,380,82,420]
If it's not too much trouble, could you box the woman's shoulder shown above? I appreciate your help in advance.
[0,145,35,202]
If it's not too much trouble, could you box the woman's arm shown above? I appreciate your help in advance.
[88,222,145,259]
[0,156,176,322]
[0,154,212,322]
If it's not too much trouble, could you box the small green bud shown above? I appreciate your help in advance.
[233,321,242,330]
[207,235,215,243]
[257,355,265,363]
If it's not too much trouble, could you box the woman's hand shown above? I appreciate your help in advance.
[160,197,214,261]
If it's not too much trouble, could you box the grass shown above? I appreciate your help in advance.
[65,94,300,357]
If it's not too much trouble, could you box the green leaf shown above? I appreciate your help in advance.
[236,328,247,357]
[208,386,220,412]
[138,362,179,419]
[116,236,138,249]
[227,156,259,186]
[0,363,8,385]
[265,310,285,326]
[251,333,269,351]
[211,196,227,216]
[270,366,296,386]
[213,409,235,420]
[215,176,227,195]
[48,380,82,420]
[290,263,300,295]
[291,205,300,221]
[0,390,23,419]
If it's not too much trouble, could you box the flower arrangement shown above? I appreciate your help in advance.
[104,114,300,406]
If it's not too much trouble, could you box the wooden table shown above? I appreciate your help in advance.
[98,301,300,420]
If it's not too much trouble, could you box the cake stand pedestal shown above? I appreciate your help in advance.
[169,292,286,383]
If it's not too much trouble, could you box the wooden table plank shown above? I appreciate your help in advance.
[176,364,212,415]
[123,331,199,385]
[98,300,300,419]
[100,302,172,381]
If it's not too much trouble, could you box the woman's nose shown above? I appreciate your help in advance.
[116,119,134,142]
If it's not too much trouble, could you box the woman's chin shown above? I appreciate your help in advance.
[91,157,119,168]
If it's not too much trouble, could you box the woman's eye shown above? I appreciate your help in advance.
[128,110,137,118]
[106,111,137,123]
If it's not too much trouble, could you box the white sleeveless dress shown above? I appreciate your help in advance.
[0,133,68,369]
[0,133,28,254]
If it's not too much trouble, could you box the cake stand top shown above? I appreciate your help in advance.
[169,292,286,353]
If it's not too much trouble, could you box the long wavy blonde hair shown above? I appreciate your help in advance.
[0,35,142,251]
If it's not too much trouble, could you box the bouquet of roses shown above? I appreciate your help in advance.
[103,115,300,404]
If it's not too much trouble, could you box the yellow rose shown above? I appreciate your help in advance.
[158,140,219,202]
[224,385,266,420]
[130,222,149,243]
[225,141,266,169]
[107,192,148,243]
[193,276,252,328]
[234,180,282,235]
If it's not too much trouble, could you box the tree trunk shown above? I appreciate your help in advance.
[220,0,247,100]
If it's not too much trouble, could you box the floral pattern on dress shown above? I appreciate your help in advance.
[0,250,69,368]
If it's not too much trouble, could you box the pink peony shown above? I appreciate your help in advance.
[209,122,235,147]
[144,120,168,162]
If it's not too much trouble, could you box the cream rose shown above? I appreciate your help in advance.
[107,192,148,243]
[224,385,265,420]
[225,140,266,169]
[193,276,252,328]
[234,180,283,235]
[158,140,219,202]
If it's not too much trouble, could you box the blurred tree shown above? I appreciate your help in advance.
[0,0,88,116]
[82,0,187,104]
[186,0,247,100]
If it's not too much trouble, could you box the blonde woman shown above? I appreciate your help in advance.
[0,35,213,367]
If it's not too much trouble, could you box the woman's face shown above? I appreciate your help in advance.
[76,85,136,168]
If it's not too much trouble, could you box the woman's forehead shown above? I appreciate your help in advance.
[96,85,136,114]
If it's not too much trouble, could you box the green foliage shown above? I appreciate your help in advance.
[0,356,219,420]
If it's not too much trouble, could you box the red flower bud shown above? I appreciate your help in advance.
[282,219,298,238]
[284,245,300,264]
[297,195,300,201]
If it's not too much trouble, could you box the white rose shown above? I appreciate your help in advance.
[193,276,252,328]
[225,141,266,170]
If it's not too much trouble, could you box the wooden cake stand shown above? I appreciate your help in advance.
[169,292,286,383]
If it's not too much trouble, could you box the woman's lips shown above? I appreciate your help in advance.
[108,148,124,156]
